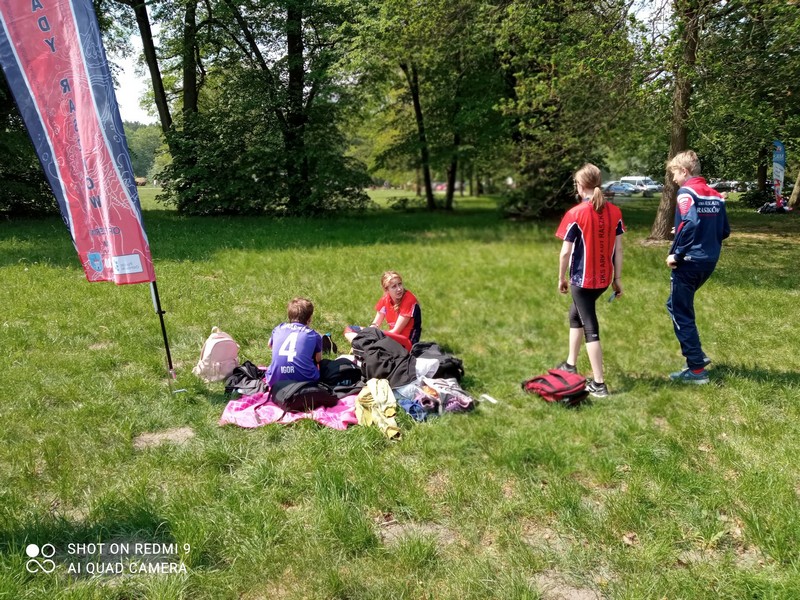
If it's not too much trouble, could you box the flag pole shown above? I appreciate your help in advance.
[149,281,185,393]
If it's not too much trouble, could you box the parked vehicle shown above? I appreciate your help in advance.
[709,179,736,192]
[620,176,661,196]
[601,181,638,196]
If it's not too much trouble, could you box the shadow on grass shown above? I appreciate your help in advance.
[0,499,220,578]
[712,364,800,387]
[0,203,529,269]
[612,363,800,393]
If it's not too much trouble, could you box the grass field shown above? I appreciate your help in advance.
[1,189,800,599]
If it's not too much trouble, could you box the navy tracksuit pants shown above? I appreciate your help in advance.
[666,266,714,370]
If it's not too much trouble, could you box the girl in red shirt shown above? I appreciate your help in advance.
[344,271,421,352]
[555,164,625,397]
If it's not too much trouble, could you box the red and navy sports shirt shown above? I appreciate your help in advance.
[556,201,625,289]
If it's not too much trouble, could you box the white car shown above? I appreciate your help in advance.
[620,176,661,196]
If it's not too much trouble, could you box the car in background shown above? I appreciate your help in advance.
[709,179,738,192]
[620,176,661,196]
[601,181,638,196]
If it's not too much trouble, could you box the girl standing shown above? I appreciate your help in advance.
[555,164,625,397]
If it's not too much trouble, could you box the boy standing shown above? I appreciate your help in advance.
[266,298,323,388]
[665,150,730,384]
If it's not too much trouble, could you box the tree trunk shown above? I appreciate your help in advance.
[444,131,460,210]
[789,168,800,208]
[416,167,421,196]
[123,0,172,135]
[182,0,198,115]
[285,3,308,213]
[756,145,768,191]
[400,62,436,210]
[649,0,699,241]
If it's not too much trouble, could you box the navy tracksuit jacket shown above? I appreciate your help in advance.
[667,177,731,369]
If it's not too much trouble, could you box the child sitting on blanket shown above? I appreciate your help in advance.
[343,271,421,352]
[266,297,323,388]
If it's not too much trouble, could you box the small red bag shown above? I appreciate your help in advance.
[522,369,588,407]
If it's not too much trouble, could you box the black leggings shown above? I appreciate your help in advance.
[569,285,608,342]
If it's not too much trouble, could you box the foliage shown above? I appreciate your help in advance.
[738,188,774,209]
[3,195,800,597]
[147,0,373,216]
[157,96,371,216]
[124,122,165,179]
[690,0,800,181]
[494,0,637,217]
[0,73,59,218]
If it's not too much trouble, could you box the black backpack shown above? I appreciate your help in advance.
[319,357,365,398]
[270,379,339,412]
[224,360,267,396]
[410,342,465,381]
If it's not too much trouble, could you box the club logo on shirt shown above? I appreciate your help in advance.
[677,194,694,216]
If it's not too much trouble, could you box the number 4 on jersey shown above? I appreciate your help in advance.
[278,331,299,363]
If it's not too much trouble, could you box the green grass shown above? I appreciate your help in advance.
[2,191,800,599]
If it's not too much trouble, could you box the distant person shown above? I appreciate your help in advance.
[266,297,322,388]
[555,163,625,398]
[665,150,730,384]
[344,270,421,352]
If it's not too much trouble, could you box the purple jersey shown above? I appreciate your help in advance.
[266,322,322,387]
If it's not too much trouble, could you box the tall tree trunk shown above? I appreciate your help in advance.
[400,61,436,210]
[182,0,198,115]
[649,0,699,241]
[444,131,460,210]
[789,168,800,208]
[416,166,422,196]
[121,0,172,135]
[285,2,308,214]
[756,145,768,191]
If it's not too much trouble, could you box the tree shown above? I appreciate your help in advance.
[495,0,637,217]
[0,72,57,216]
[649,0,701,241]
[648,0,800,238]
[125,122,164,177]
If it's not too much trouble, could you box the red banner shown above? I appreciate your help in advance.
[1,0,155,284]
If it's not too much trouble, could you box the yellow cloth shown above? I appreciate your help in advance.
[356,378,401,439]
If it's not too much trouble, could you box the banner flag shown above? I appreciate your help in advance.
[772,140,786,208]
[0,0,155,284]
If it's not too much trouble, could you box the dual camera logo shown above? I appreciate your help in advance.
[25,543,56,574]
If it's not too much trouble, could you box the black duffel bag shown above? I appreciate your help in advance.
[270,379,339,412]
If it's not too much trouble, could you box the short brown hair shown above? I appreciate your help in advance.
[667,150,701,176]
[287,297,314,325]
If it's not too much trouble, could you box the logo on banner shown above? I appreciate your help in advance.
[88,252,104,273]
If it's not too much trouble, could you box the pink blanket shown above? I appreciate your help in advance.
[219,392,359,430]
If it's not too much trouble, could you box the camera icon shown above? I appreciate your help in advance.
[25,543,56,574]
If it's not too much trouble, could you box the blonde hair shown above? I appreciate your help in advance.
[574,163,605,212]
[287,297,314,325]
[667,150,701,177]
[381,270,404,312]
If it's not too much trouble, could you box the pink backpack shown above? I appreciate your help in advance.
[192,327,239,382]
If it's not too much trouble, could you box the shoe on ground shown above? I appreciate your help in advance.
[585,380,609,398]
[555,361,577,374]
[684,355,712,369]
[670,367,710,384]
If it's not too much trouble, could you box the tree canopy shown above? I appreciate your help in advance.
[2,0,799,219]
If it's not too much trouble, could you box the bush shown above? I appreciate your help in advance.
[1,75,59,218]
[738,188,774,209]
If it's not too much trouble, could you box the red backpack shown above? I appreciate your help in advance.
[522,369,588,407]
